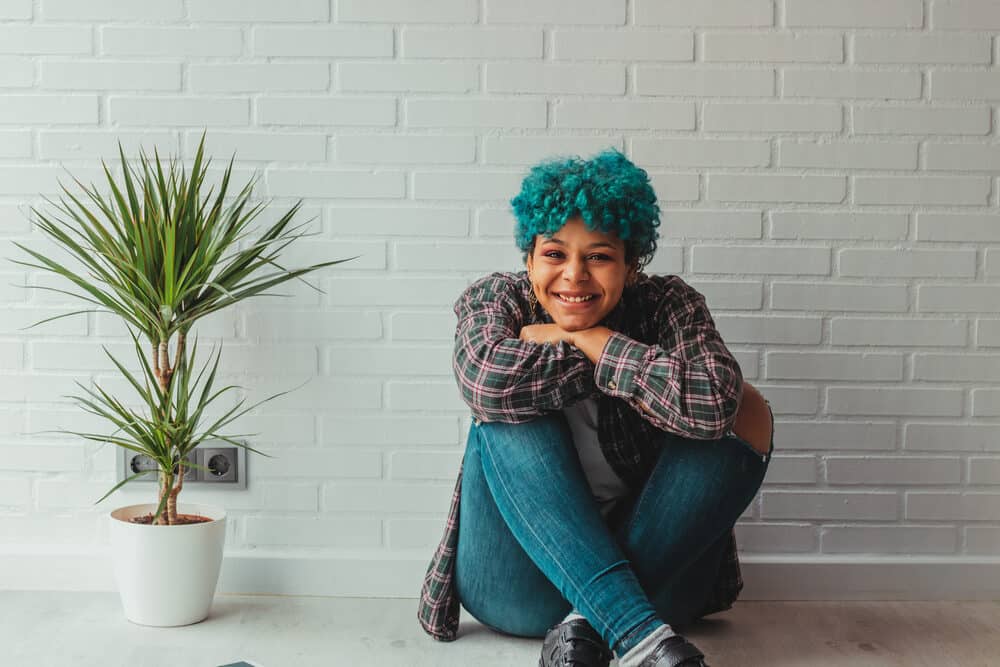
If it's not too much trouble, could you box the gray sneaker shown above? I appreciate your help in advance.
[538,618,612,667]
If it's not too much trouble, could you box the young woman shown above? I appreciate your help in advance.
[419,150,773,667]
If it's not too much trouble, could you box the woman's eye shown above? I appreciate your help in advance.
[544,251,563,259]
[588,254,610,261]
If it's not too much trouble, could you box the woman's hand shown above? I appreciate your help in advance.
[519,323,575,345]
[731,382,772,456]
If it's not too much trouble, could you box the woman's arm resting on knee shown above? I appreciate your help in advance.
[731,382,772,456]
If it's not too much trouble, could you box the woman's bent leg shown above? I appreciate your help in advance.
[615,424,773,627]
[468,415,663,654]
[455,420,569,637]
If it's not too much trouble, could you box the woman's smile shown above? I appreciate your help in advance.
[526,217,636,332]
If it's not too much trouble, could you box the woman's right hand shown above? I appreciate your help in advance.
[732,382,772,456]
[519,323,574,345]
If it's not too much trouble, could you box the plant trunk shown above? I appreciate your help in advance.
[155,469,173,525]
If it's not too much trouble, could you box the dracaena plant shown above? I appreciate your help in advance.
[11,135,351,525]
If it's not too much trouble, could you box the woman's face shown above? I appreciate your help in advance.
[525,217,637,332]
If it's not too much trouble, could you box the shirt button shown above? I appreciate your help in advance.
[608,381,617,390]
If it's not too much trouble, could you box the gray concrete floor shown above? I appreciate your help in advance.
[4,591,999,666]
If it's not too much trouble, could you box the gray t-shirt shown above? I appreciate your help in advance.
[562,397,630,517]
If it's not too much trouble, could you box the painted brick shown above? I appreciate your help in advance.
[786,0,922,27]
[908,423,1000,452]
[774,421,897,451]
[660,210,763,239]
[907,493,1000,521]
[0,95,97,125]
[0,477,31,508]
[643,245,685,274]
[826,456,961,485]
[340,0,476,23]
[821,526,957,554]
[692,245,830,275]
[190,64,329,93]
[854,34,990,64]
[390,311,455,341]
[914,354,1000,382]
[782,69,921,99]
[968,457,1000,484]
[0,271,27,302]
[0,130,31,158]
[772,282,909,312]
[778,140,917,170]
[735,523,817,553]
[633,139,770,167]
[40,60,181,92]
[855,177,990,206]
[932,0,1000,30]
[708,175,846,203]
[917,214,1000,242]
[188,0,328,21]
[832,318,967,347]
[321,415,460,446]
[486,63,625,94]
[853,106,989,135]
[688,281,764,309]
[101,27,242,57]
[0,373,89,403]
[327,206,469,237]
[484,136,622,165]
[336,135,475,164]
[326,346,452,376]
[389,451,463,480]
[930,71,1000,100]
[714,315,823,344]
[386,380,465,411]
[827,387,963,417]
[485,0,626,25]
[396,241,522,271]
[554,30,692,61]
[762,491,897,520]
[0,26,91,55]
[636,66,774,96]
[0,0,30,19]
[267,169,404,199]
[110,97,248,126]
[184,131,326,162]
[977,320,1000,347]
[246,310,381,340]
[323,482,454,513]
[925,143,1000,171]
[258,97,395,127]
[0,165,103,195]
[648,174,700,202]
[757,385,820,414]
[407,99,546,128]
[637,0,773,27]
[704,32,842,63]
[325,277,468,306]
[253,28,393,57]
[338,63,477,93]
[554,100,695,130]
[0,445,83,472]
[476,208,517,237]
[975,391,1000,418]
[401,28,541,59]
[256,448,381,478]
[765,455,818,484]
[839,249,975,278]
[413,172,523,201]
[705,103,841,132]
[388,519,448,548]
[246,518,380,548]
[770,212,908,241]
[765,352,903,381]
[919,286,1000,313]
[0,57,32,88]
[967,527,1000,554]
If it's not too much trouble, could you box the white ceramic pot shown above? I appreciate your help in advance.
[108,502,227,627]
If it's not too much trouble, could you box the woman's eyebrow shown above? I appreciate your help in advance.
[542,238,621,250]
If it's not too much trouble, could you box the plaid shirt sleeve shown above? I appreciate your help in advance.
[594,276,743,440]
[453,273,596,423]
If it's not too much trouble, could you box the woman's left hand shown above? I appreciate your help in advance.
[519,323,575,345]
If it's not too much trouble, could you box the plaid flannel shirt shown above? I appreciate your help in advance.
[418,270,745,642]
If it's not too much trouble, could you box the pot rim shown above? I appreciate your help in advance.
[109,502,227,525]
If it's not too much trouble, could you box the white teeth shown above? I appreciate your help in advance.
[559,294,595,303]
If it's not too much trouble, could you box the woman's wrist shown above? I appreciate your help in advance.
[569,326,614,365]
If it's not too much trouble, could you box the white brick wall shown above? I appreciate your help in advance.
[2,0,999,598]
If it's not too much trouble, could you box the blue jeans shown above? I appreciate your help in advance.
[455,410,772,655]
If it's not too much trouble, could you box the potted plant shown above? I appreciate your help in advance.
[11,136,350,626]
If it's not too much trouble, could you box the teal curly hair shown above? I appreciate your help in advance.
[510,149,660,268]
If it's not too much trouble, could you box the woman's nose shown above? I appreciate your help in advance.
[564,258,589,281]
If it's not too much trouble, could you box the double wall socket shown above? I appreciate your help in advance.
[116,440,247,489]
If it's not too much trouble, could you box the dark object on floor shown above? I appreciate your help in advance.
[639,635,709,666]
[539,618,612,667]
